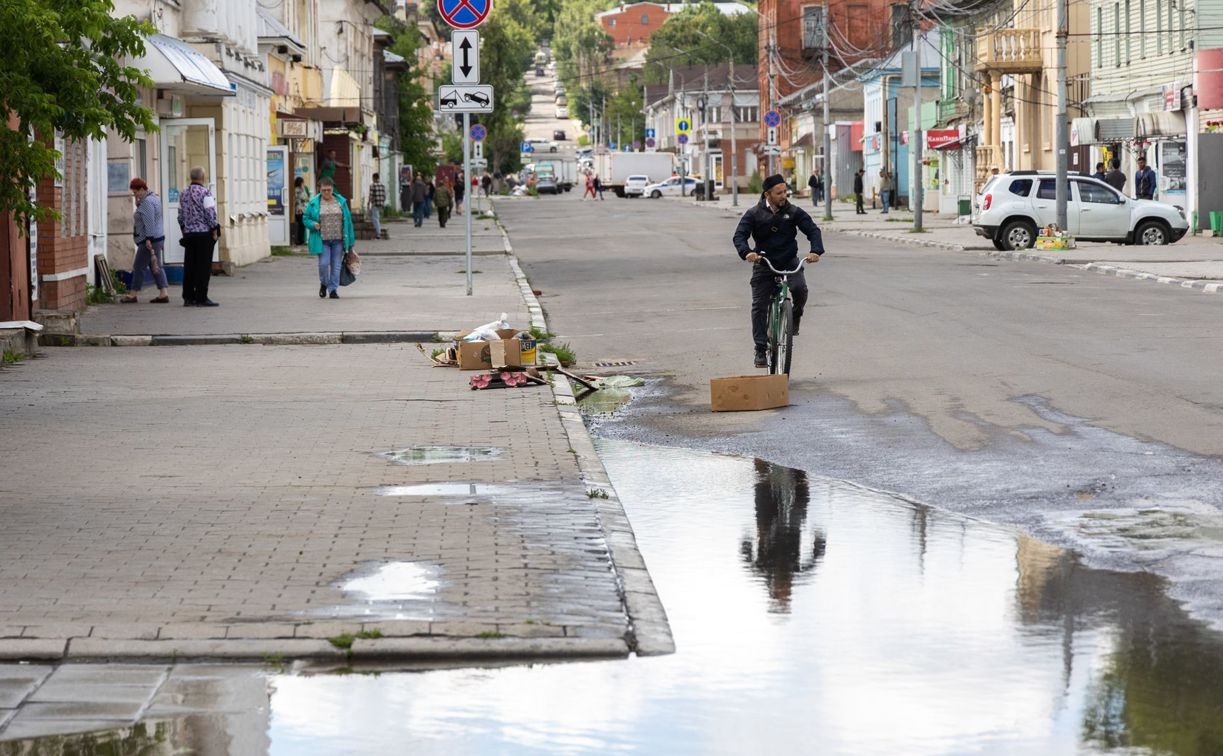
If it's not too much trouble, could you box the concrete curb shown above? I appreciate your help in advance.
[1082,263,1223,295]
[839,228,966,252]
[40,331,443,347]
[496,202,677,658]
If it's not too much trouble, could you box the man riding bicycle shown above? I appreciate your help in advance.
[733,174,825,367]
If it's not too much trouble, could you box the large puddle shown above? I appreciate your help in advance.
[7,441,1223,753]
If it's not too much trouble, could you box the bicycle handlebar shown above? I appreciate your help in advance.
[753,254,806,276]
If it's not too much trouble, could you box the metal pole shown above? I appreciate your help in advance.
[768,22,777,176]
[703,69,710,201]
[912,22,924,231]
[822,0,832,220]
[463,112,472,296]
[1055,0,1069,230]
[730,55,738,207]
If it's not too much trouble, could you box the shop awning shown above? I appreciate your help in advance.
[1137,111,1186,137]
[134,34,233,97]
[295,106,363,124]
[1097,118,1136,141]
[1070,117,1097,145]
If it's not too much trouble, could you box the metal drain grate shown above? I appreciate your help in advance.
[592,360,636,367]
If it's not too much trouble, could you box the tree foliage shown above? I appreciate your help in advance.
[377,15,438,175]
[472,0,536,174]
[0,0,156,222]
[551,0,613,95]
[645,3,757,84]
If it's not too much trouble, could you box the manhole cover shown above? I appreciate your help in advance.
[593,360,635,367]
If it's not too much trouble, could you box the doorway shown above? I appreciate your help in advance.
[160,119,217,265]
[267,146,289,246]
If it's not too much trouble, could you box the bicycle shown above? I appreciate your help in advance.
[755,255,806,376]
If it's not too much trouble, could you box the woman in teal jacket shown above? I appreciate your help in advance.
[301,177,356,298]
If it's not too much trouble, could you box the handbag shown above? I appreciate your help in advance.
[339,249,360,286]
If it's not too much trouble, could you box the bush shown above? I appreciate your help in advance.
[577,135,590,147]
[747,173,763,196]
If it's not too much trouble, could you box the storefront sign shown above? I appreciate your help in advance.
[1163,83,1181,112]
[290,138,314,153]
[926,129,959,149]
[279,119,308,137]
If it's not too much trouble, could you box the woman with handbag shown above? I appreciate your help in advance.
[122,178,170,304]
[301,177,355,299]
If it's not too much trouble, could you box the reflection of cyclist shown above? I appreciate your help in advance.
[733,174,824,368]
[740,459,826,612]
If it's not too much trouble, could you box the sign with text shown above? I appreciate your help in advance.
[925,129,960,150]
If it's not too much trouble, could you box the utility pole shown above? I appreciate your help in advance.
[730,55,738,207]
[768,22,777,176]
[1055,0,1069,230]
[602,94,607,148]
[703,68,710,201]
[912,20,924,232]
[822,0,832,220]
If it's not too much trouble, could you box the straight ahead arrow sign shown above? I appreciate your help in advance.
[452,31,480,85]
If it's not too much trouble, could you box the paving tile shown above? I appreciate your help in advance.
[12,700,143,721]
[45,665,168,687]
[0,718,122,741]
[28,682,158,705]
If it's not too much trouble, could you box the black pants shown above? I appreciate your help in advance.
[855,192,865,213]
[182,232,216,304]
[293,214,305,245]
[751,264,808,351]
[437,206,451,228]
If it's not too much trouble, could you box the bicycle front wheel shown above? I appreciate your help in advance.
[768,297,797,374]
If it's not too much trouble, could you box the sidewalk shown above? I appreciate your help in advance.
[684,192,1223,292]
[0,209,671,669]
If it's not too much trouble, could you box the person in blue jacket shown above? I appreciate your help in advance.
[302,177,355,299]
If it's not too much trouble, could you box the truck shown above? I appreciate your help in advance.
[592,152,675,197]
[535,158,576,192]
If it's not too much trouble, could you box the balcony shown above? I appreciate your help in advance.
[976,144,1000,186]
[976,29,1043,74]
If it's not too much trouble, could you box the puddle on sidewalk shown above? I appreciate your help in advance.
[12,442,1223,753]
[340,561,441,603]
[376,445,503,466]
[373,482,519,498]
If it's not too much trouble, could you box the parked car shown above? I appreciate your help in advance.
[555,94,568,106]
[624,175,651,197]
[555,106,569,119]
[535,67,545,77]
[553,129,567,141]
[526,137,547,145]
[974,171,1190,250]
[547,141,559,153]
[644,176,698,198]
[536,174,559,194]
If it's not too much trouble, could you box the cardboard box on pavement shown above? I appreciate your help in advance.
[457,340,492,370]
[710,374,789,412]
[491,339,523,368]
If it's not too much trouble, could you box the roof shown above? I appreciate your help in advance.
[133,34,234,97]
[256,8,307,55]
[595,2,751,20]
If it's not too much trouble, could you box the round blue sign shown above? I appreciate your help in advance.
[645,137,656,148]
[438,0,491,29]
[764,110,781,128]
[470,124,487,141]
[677,134,689,145]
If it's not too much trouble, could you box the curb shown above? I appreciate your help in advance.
[1082,263,1223,294]
[40,331,443,347]
[497,202,676,657]
[839,228,966,251]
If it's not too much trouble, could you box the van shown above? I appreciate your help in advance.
[555,94,568,106]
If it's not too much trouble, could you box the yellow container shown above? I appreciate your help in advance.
[517,337,537,365]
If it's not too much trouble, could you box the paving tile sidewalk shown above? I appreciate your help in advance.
[678,192,1223,288]
[0,214,671,673]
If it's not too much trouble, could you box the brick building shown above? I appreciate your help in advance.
[597,2,752,47]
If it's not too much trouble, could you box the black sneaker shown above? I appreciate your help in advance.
[754,350,767,368]
[183,300,197,307]
[319,284,326,298]
[329,290,339,299]
[792,318,801,337]
[199,299,220,307]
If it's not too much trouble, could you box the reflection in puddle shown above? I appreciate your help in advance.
[374,482,518,498]
[340,562,440,602]
[377,446,503,465]
[265,441,1223,755]
[577,388,633,416]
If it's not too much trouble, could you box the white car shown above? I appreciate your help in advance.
[644,176,698,198]
[624,175,651,197]
[555,106,569,119]
[547,141,559,153]
[974,171,1189,250]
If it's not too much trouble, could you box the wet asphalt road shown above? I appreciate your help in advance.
[498,191,1223,627]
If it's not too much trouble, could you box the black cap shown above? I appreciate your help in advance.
[762,174,786,192]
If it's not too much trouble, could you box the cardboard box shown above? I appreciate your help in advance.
[490,339,524,368]
[457,340,492,370]
[710,374,789,412]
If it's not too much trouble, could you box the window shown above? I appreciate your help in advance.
[737,106,758,123]
[1157,0,1163,53]
[1168,1,1174,53]
[1097,7,1105,67]
[1009,179,1034,196]
[1139,0,1146,57]
[1125,0,1131,64]
[1037,178,1057,199]
[608,18,616,27]
[802,5,825,49]
[1180,2,1187,49]
[1076,180,1123,204]
[641,13,649,25]
[1114,3,1121,66]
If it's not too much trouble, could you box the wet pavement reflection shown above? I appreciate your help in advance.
[264,441,1223,754]
[9,442,1223,753]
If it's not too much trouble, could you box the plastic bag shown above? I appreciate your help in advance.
[463,312,510,341]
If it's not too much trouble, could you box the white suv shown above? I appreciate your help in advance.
[624,175,650,197]
[974,171,1189,250]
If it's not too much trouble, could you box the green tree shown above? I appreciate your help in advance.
[552,0,613,95]
[0,0,156,222]
[476,0,536,174]
[645,3,757,84]
[377,15,439,175]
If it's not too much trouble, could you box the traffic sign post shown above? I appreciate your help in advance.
[438,84,494,113]
[451,31,480,84]
[764,110,780,128]
[470,124,486,141]
[675,118,691,134]
[677,134,689,146]
[520,141,534,154]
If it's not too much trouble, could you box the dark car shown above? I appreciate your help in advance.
[552,129,566,141]
[463,91,490,106]
[439,92,458,107]
[535,67,545,76]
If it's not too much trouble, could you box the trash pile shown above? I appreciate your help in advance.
[1034,223,1074,251]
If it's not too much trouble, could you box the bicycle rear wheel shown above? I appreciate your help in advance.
[773,300,793,375]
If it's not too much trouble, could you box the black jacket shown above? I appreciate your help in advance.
[1105,169,1126,192]
[853,173,864,193]
[733,197,824,264]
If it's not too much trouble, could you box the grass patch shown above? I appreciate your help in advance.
[476,630,505,639]
[327,629,384,650]
[885,217,914,223]
[2,350,23,364]
[907,228,932,234]
[86,284,114,305]
[528,326,555,342]
[262,652,286,669]
[431,347,445,360]
[587,488,609,499]
[270,246,296,256]
[540,342,575,366]
[239,335,255,344]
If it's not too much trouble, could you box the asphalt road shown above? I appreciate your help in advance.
[498,190,1223,627]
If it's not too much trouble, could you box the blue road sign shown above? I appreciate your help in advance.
[470,124,487,141]
[437,0,491,29]
[645,137,656,148]
[764,110,781,128]
[520,141,533,153]
[645,128,656,139]
[677,134,689,145]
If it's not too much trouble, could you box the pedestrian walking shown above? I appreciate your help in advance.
[1105,159,1127,192]
[177,166,220,307]
[807,171,823,206]
[399,170,412,212]
[853,169,866,214]
[1135,156,1157,200]
[424,177,434,219]
[481,173,492,197]
[454,171,465,215]
[293,176,310,246]
[367,173,386,238]
[411,175,427,227]
[732,174,824,368]
[1092,162,1107,182]
[319,149,338,183]
[594,174,604,200]
[433,178,453,228]
[583,172,596,199]
[121,178,170,304]
[302,177,355,300]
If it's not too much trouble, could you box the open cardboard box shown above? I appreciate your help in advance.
[710,374,789,412]
[457,328,524,370]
